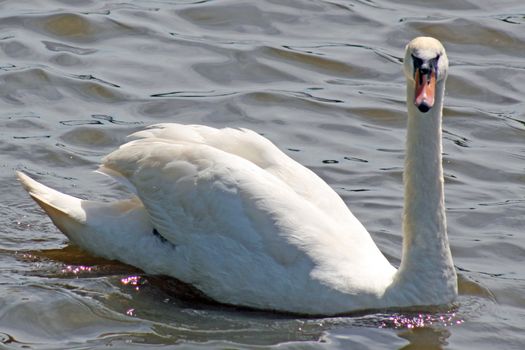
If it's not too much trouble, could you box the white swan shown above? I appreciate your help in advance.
[17,37,457,315]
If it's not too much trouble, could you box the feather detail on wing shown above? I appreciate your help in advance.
[125,123,358,225]
[101,138,335,266]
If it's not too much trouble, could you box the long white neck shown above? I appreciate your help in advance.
[389,77,457,305]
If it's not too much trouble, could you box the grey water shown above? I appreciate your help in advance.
[1,0,524,349]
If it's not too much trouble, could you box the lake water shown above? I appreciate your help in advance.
[1,0,524,349]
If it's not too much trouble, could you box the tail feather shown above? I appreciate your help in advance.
[16,171,87,236]
[17,171,179,276]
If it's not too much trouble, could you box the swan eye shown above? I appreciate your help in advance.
[411,55,424,70]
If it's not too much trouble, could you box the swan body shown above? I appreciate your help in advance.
[18,37,457,315]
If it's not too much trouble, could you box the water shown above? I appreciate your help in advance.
[1,0,524,348]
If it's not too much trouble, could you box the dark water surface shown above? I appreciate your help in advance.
[1,0,524,349]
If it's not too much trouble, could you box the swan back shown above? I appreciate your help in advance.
[126,124,364,228]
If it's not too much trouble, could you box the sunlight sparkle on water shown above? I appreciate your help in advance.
[120,275,145,291]
[126,308,136,316]
[379,312,465,329]
[61,265,94,275]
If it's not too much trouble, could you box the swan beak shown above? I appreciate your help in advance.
[414,69,436,113]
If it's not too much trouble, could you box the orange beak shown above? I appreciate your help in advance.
[414,69,436,113]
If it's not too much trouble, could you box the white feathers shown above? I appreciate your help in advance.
[17,37,457,315]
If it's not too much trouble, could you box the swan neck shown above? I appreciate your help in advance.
[392,78,457,304]
[403,79,446,247]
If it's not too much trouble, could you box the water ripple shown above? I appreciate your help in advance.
[1,0,524,349]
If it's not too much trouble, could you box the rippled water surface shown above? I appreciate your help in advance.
[1,0,524,349]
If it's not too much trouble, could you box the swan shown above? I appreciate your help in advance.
[17,37,457,315]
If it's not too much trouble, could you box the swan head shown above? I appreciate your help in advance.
[404,37,449,113]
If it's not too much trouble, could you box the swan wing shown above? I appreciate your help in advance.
[101,137,326,263]
[100,137,394,312]
[127,123,355,224]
